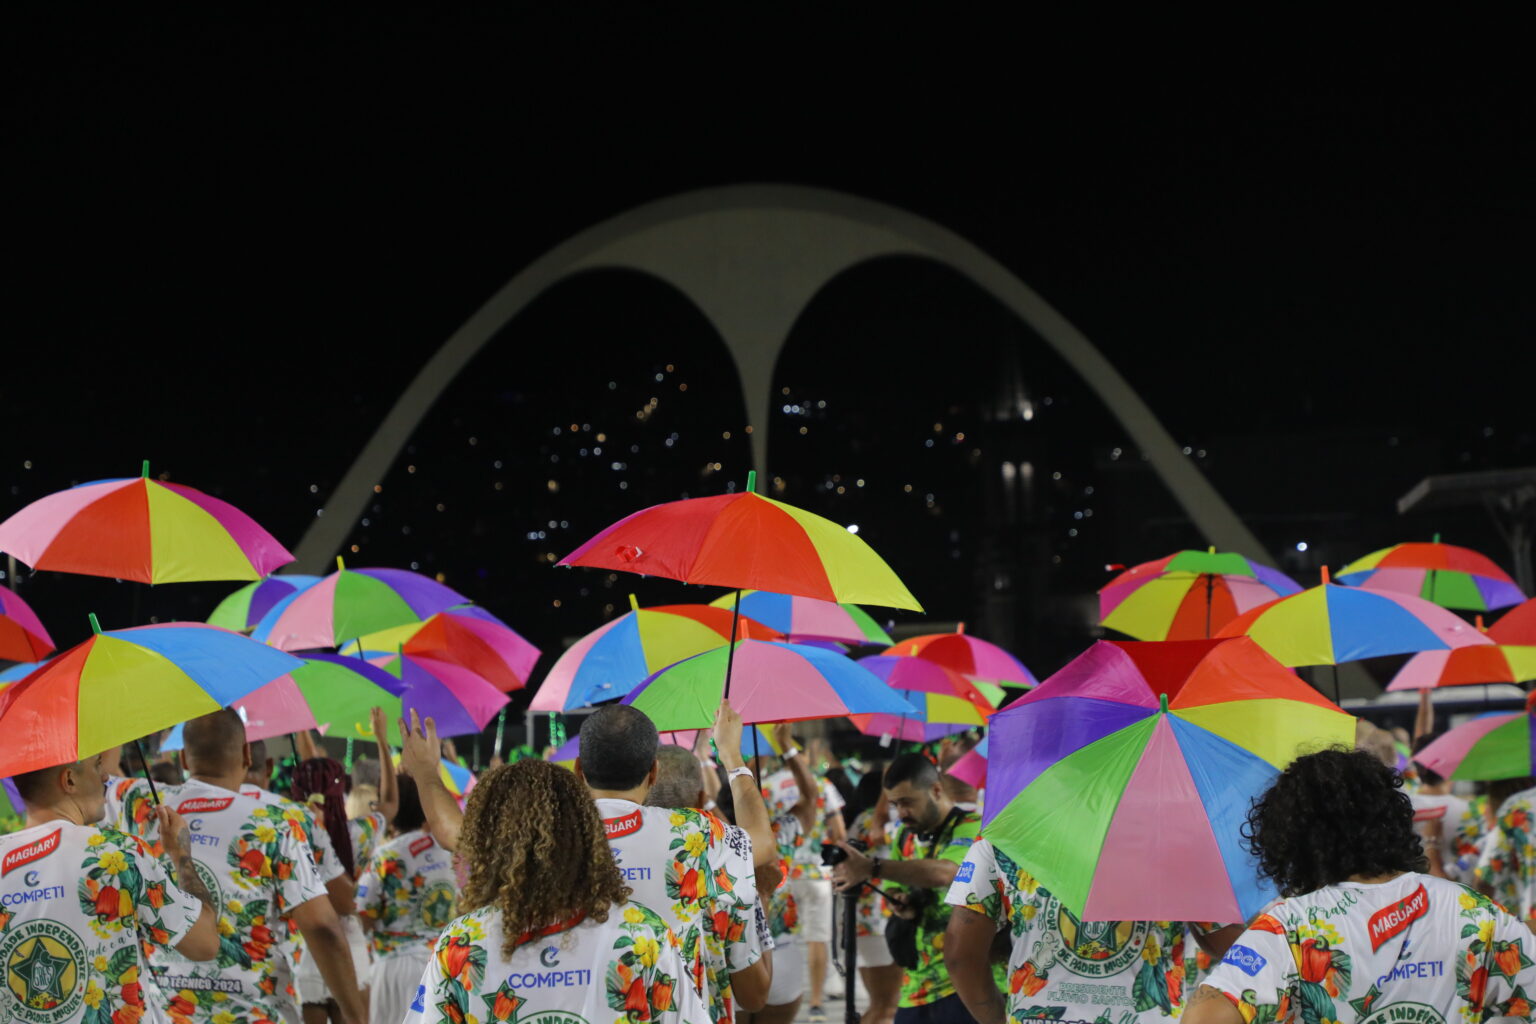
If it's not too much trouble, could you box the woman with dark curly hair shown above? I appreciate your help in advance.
[403,759,709,1024]
[1187,748,1536,1024]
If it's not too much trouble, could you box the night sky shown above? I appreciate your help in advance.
[7,17,1533,712]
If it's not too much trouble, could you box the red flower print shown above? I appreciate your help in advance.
[95,886,121,918]
[238,849,266,877]
[1470,966,1489,1007]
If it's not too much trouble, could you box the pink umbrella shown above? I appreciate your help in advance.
[0,590,54,662]
[947,736,988,787]
[880,625,1037,688]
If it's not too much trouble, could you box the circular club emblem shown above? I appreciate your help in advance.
[1359,1002,1446,1024]
[525,1014,588,1024]
[1045,895,1150,978]
[419,882,457,931]
[1,919,87,1024]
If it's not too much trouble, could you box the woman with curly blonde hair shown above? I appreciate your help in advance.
[405,759,710,1024]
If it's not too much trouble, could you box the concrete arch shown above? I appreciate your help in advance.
[290,184,1268,572]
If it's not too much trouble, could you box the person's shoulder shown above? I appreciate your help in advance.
[435,904,499,949]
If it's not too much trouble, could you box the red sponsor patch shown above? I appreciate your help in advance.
[604,810,643,838]
[177,796,235,814]
[409,836,435,857]
[2,828,62,877]
[1413,806,1448,822]
[1369,884,1429,950]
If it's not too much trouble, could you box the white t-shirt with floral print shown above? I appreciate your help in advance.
[111,779,329,1024]
[404,901,710,1024]
[356,831,458,960]
[0,821,203,1024]
[1203,873,1536,1024]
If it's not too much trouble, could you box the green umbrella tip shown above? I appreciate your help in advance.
[141,460,150,478]
[88,612,103,635]
[1432,532,1442,544]
[1159,692,1169,713]
[745,470,756,494]
[1207,545,1216,554]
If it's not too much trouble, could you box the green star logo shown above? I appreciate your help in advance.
[13,939,69,1006]
[1,920,86,1023]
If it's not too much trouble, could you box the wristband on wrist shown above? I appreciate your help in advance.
[870,856,882,879]
[782,746,802,761]
[727,766,755,783]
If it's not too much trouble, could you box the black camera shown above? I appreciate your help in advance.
[820,836,867,866]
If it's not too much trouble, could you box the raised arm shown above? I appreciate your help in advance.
[370,705,399,823]
[773,723,818,834]
[295,729,323,762]
[399,711,463,852]
[715,700,775,869]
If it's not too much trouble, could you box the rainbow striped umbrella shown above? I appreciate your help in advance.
[0,466,294,584]
[0,590,53,663]
[622,639,916,731]
[1215,569,1491,666]
[1338,538,1524,612]
[369,650,509,738]
[0,619,304,776]
[531,600,781,712]
[706,590,892,645]
[252,561,468,650]
[343,605,540,694]
[208,575,322,632]
[880,626,1037,689]
[983,637,1354,921]
[1099,549,1302,640]
[848,653,993,740]
[1490,598,1536,645]
[1387,644,1536,691]
[1413,696,1536,781]
[559,472,921,610]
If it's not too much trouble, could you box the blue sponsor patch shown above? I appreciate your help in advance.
[955,861,975,883]
[410,985,425,1013]
[1222,944,1267,977]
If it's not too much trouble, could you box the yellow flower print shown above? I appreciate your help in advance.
[669,813,688,827]
[252,808,269,818]
[83,982,105,1009]
[93,955,109,972]
[212,993,227,1003]
[227,900,244,915]
[1460,892,1478,911]
[1479,919,1496,945]
[98,850,129,875]
[683,832,707,857]
[218,917,236,937]
[634,935,661,968]
[254,825,278,844]
[1016,872,1039,896]
[88,833,106,847]
[1142,935,1162,964]
[624,907,645,924]
[213,1011,237,1024]
[1021,905,1037,921]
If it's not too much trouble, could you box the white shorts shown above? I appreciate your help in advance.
[369,950,432,1024]
[856,934,895,968]
[298,916,372,1003]
[766,939,807,1006]
[790,877,833,943]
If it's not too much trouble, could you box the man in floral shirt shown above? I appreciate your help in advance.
[0,750,218,1024]
[114,710,366,1024]
[1475,783,1536,925]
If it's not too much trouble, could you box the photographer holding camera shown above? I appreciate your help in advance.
[831,754,983,1024]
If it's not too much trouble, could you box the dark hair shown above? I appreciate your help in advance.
[578,705,658,791]
[394,774,427,833]
[845,763,887,823]
[1483,776,1536,809]
[149,762,183,786]
[293,758,357,877]
[182,709,247,772]
[884,752,940,790]
[1411,734,1446,787]
[1244,748,1428,896]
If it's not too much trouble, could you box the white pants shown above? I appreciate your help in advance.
[369,950,431,1024]
[299,916,372,1003]
[790,877,833,943]
[766,939,807,1006]
[856,934,894,968]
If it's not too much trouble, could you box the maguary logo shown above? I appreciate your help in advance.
[176,797,234,815]
[1,919,87,1024]
[2,831,61,878]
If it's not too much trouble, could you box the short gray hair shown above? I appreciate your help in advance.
[645,746,706,809]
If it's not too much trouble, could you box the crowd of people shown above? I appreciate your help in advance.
[8,699,1536,1024]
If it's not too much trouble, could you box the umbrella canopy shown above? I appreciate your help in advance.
[849,705,982,743]
[0,620,304,776]
[1337,538,1524,612]
[850,653,994,740]
[983,637,1354,922]
[1214,569,1491,666]
[880,627,1037,689]
[531,600,781,712]
[343,605,540,694]
[706,589,893,645]
[948,735,988,788]
[547,726,779,768]
[0,589,54,662]
[558,472,922,610]
[0,468,294,583]
[1386,645,1536,691]
[623,638,916,730]
[208,574,322,632]
[252,562,469,650]
[1099,549,1302,640]
[370,650,509,738]
[161,675,321,747]
[1490,598,1536,645]
[1412,695,1536,781]
[0,660,47,685]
